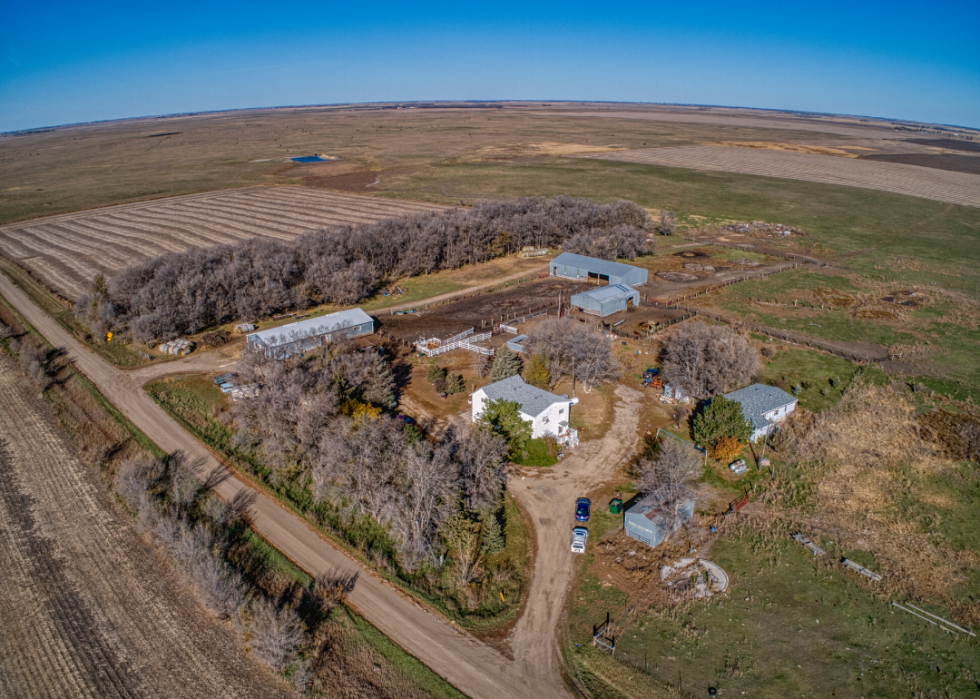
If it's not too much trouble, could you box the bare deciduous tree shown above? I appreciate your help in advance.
[657,209,677,236]
[86,196,650,343]
[526,317,620,390]
[635,439,702,533]
[659,320,760,398]
[246,598,306,673]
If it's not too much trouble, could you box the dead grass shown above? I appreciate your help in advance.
[717,141,862,158]
[769,381,980,625]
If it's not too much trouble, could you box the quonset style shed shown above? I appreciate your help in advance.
[570,284,640,317]
[550,252,648,287]
[624,499,695,549]
[246,308,374,359]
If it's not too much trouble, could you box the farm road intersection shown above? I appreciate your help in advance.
[0,273,583,699]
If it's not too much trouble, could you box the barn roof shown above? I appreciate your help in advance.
[572,284,638,304]
[478,375,570,418]
[247,308,372,349]
[550,252,646,280]
[723,384,797,429]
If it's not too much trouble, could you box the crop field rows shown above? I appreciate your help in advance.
[0,357,290,699]
[0,186,445,299]
[577,145,980,208]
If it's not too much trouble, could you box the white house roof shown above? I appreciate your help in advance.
[247,308,372,349]
[478,375,570,418]
[723,384,797,430]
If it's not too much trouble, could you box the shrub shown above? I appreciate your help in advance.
[709,435,744,463]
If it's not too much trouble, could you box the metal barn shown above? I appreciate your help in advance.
[246,308,374,359]
[624,499,694,549]
[549,252,648,287]
[570,284,640,317]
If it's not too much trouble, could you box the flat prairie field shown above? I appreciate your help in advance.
[0,186,444,299]
[577,145,980,208]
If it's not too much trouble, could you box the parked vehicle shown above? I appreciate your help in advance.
[570,527,589,554]
[396,414,416,425]
[729,459,748,476]
[575,498,591,522]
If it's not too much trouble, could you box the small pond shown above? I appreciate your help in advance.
[291,155,329,163]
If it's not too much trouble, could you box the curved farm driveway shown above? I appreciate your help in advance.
[0,272,643,699]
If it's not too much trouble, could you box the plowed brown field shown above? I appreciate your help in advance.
[577,145,980,208]
[0,355,293,699]
[0,186,444,299]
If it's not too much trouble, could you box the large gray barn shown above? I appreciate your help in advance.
[624,499,694,549]
[550,252,648,287]
[246,308,374,358]
[570,284,640,317]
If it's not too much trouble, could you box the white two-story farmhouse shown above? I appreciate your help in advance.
[471,375,579,446]
[723,383,798,442]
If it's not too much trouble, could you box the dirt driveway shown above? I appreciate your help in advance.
[507,385,643,684]
[0,356,293,699]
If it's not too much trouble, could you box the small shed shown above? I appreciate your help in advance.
[506,334,528,353]
[570,284,640,317]
[246,308,374,359]
[550,252,648,287]
[624,499,695,549]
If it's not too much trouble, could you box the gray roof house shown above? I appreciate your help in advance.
[246,308,374,359]
[624,499,695,549]
[723,383,798,442]
[549,252,648,287]
[471,375,579,445]
[570,284,641,317]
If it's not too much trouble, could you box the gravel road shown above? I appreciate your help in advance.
[0,355,294,699]
[0,273,570,699]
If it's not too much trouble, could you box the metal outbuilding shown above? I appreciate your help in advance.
[570,284,640,317]
[246,308,374,358]
[550,252,648,287]
[506,334,529,353]
[624,499,694,548]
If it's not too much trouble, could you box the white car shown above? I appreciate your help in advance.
[570,527,588,554]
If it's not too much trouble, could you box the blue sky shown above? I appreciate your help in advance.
[1,0,978,132]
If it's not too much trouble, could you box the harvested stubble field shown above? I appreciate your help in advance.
[0,355,292,699]
[377,278,592,344]
[0,186,444,300]
[576,145,980,208]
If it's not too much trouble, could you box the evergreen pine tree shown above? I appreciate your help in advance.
[362,350,397,408]
[489,347,521,382]
[480,513,505,556]
[692,395,752,446]
[426,363,447,384]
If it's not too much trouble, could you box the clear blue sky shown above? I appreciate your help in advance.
[1,0,978,132]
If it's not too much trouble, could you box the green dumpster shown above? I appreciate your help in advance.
[609,498,623,515]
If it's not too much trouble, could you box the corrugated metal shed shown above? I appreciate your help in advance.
[506,334,528,353]
[570,284,640,317]
[246,308,374,358]
[624,499,695,548]
[549,252,648,287]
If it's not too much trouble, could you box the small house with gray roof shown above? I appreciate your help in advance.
[723,383,798,442]
[471,375,579,445]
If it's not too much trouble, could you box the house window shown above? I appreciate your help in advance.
[541,416,550,424]
[559,408,565,415]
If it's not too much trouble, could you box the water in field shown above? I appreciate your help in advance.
[291,155,329,163]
